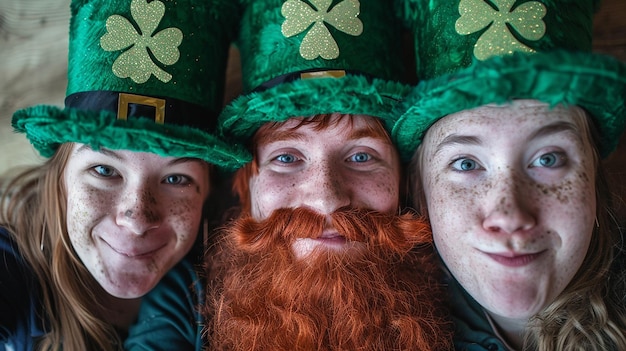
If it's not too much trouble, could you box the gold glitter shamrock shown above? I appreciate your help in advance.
[100,0,183,83]
[455,0,546,61]
[281,0,363,60]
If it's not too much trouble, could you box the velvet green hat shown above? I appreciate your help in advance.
[217,0,412,146]
[12,0,250,170]
[392,0,626,160]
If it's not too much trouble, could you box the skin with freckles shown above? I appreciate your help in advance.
[203,113,453,350]
[249,113,401,257]
[64,143,210,299]
[416,100,596,346]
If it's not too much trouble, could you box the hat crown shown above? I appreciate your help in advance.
[13,0,252,169]
[391,0,626,161]
[67,0,236,112]
[406,0,598,79]
[238,0,406,93]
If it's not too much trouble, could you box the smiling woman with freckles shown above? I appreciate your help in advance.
[0,0,247,349]
[410,101,626,350]
[394,0,626,349]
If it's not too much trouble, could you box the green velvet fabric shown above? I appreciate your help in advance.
[13,105,250,170]
[398,0,599,80]
[12,0,249,170]
[392,0,626,161]
[393,50,626,161]
[218,0,411,144]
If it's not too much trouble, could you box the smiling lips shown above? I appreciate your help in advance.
[485,251,544,267]
[105,239,165,259]
[314,232,348,246]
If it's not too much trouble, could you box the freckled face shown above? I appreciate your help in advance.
[249,114,401,256]
[417,100,596,321]
[64,144,210,298]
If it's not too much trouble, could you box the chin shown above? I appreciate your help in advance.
[100,275,160,299]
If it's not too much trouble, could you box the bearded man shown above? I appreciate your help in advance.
[203,114,452,351]
[125,0,454,349]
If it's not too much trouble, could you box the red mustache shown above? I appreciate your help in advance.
[227,206,432,256]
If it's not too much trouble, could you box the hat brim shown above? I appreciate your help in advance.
[12,105,251,170]
[393,50,626,161]
[218,75,412,142]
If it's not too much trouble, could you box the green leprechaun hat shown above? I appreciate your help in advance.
[12,0,250,170]
[217,0,413,145]
[392,0,626,161]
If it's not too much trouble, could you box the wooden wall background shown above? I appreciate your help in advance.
[1,0,625,214]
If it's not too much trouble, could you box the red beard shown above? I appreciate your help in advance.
[203,207,452,351]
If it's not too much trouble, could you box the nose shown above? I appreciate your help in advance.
[299,161,351,215]
[115,184,162,235]
[482,176,536,235]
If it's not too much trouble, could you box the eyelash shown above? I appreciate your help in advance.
[274,154,298,164]
[450,157,480,172]
[89,165,193,186]
[348,152,373,163]
[91,165,118,178]
[530,151,567,168]
[449,151,567,172]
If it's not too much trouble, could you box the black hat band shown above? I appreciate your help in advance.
[65,91,217,131]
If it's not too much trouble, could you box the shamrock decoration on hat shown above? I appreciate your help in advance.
[100,0,183,84]
[12,0,250,170]
[281,0,363,60]
[217,0,413,147]
[392,0,626,160]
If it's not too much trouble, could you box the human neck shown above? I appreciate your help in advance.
[485,311,527,350]
[98,292,142,330]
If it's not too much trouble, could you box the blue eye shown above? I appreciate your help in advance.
[349,152,371,163]
[93,165,116,177]
[532,152,565,168]
[452,158,478,171]
[275,154,297,164]
[164,174,190,185]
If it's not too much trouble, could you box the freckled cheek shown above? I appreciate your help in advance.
[544,177,595,221]
[165,198,204,242]
[250,176,294,219]
[364,174,400,212]
[428,182,478,238]
[66,186,112,244]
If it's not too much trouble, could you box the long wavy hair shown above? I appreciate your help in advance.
[409,109,626,350]
[0,143,122,351]
[522,112,626,351]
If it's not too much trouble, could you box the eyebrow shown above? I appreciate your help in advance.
[433,135,481,157]
[348,127,390,142]
[76,144,124,161]
[76,145,204,166]
[527,121,581,142]
[168,157,205,166]
[433,121,581,156]
[263,130,307,144]
[262,126,390,146]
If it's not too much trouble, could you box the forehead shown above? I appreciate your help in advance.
[426,100,588,140]
[67,143,208,171]
[254,114,391,146]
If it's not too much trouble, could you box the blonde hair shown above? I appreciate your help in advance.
[523,112,626,350]
[409,107,626,351]
[1,143,121,351]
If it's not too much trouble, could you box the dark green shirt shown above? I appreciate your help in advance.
[447,276,510,351]
[124,259,203,351]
